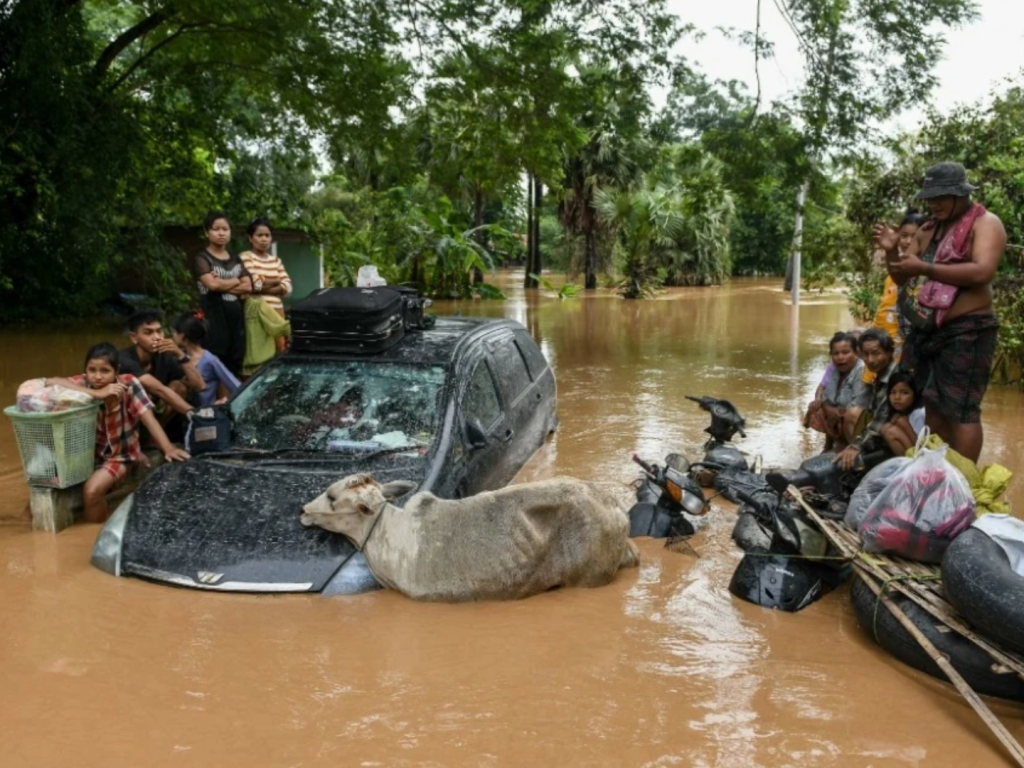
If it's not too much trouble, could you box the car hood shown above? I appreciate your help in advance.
[120,456,425,592]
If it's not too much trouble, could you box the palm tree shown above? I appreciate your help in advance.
[593,146,735,297]
[557,65,652,289]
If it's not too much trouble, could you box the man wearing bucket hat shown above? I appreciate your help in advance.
[873,162,1006,462]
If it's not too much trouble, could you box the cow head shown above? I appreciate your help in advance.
[300,473,417,541]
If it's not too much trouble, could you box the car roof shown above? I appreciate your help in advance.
[284,316,522,366]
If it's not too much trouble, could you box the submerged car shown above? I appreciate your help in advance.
[91,317,558,593]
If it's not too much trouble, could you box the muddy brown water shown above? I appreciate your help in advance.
[2,276,1023,767]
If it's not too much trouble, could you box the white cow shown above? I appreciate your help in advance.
[300,473,640,602]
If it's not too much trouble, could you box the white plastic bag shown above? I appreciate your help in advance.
[860,441,976,563]
[51,385,93,410]
[356,265,387,287]
[845,457,911,530]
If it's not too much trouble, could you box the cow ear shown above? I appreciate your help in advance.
[379,480,416,501]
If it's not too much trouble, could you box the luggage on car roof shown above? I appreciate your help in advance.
[290,286,427,354]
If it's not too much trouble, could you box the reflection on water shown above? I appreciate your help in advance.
[1,275,1023,766]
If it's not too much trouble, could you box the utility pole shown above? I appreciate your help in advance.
[791,179,809,306]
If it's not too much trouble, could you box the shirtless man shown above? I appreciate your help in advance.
[873,162,1005,462]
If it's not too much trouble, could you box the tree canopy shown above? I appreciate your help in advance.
[0,0,1003,319]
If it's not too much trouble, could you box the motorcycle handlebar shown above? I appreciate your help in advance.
[734,488,758,507]
[632,454,656,476]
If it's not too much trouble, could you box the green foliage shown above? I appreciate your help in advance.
[845,269,887,323]
[0,0,980,320]
[844,83,1024,384]
[529,274,581,299]
[993,274,1024,385]
[785,0,978,156]
[594,145,734,297]
[305,180,505,299]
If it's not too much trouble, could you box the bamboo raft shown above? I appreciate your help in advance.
[787,487,1024,767]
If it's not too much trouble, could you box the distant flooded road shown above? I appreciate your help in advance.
[2,275,1023,766]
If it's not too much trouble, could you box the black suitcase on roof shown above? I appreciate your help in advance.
[290,287,405,354]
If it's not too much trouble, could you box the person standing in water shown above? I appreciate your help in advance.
[874,162,1006,462]
[194,211,252,377]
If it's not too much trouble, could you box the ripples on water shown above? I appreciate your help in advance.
[1,275,1022,766]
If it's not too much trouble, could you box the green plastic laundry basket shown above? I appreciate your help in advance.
[4,403,100,489]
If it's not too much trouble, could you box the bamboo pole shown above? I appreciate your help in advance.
[856,570,1024,768]
[787,486,1024,764]
[796,494,1024,680]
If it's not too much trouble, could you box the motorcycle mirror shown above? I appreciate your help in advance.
[765,472,789,495]
[466,419,488,449]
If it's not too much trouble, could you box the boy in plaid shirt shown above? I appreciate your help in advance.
[46,343,190,522]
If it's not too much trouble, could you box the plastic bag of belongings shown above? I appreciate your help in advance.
[16,379,93,413]
[914,433,1012,517]
[858,437,975,563]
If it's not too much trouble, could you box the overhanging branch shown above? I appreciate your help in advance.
[93,6,175,82]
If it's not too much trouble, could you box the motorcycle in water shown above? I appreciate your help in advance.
[628,454,708,539]
[727,480,850,612]
[686,395,749,486]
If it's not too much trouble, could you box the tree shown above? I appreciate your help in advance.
[774,0,979,290]
[557,63,655,289]
[594,145,734,297]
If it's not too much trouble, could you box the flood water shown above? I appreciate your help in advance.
[2,275,1023,767]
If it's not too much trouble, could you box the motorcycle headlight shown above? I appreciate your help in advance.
[681,489,707,516]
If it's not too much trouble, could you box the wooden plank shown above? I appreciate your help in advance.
[29,485,83,533]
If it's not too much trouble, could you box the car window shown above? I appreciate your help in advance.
[230,360,447,452]
[514,331,549,381]
[490,338,532,405]
[464,360,501,431]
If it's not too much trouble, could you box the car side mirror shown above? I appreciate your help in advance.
[466,419,488,449]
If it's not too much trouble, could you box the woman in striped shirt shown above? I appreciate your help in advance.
[240,217,293,317]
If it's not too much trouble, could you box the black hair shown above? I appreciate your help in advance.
[900,208,928,228]
[887,371,920,414]
[204,210,230,232]
[858,327,895,354]
[126,308,164,333]
[247,216,273,237]
[173,311,208,345]
[829,331,858,354]
[84,342,120,373]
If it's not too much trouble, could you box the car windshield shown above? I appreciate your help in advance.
[230,360,448,453]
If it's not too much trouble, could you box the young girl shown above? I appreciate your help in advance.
[172,311,241,407]
[880,371,923,456]
[45,343,190,523]
[194,211,252,377]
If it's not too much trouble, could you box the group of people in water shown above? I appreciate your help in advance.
[42,213,294,522]
[806,161,1006,469]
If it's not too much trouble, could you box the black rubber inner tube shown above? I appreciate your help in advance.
[850,576,1024,703]
[942,527,1024,657]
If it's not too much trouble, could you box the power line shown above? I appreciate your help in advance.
[770,0,821,66]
